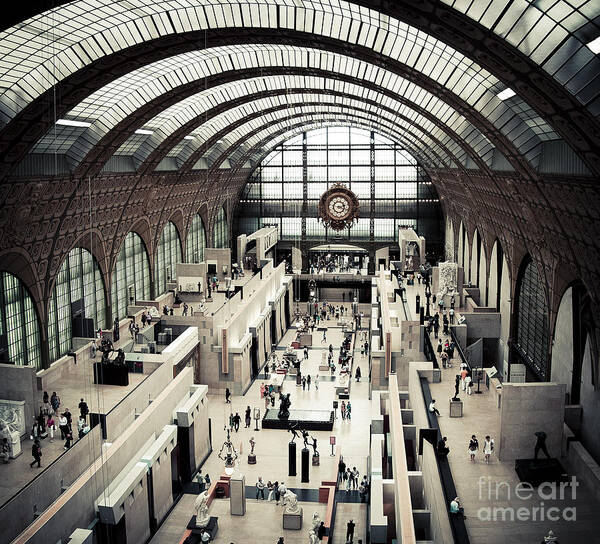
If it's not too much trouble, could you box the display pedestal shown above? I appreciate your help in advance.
[515,458,567,486]
[248,454,256,464]
[289,441,297,476]
[283,507,303,529]
[312,454,320,466]
[301,448,310,483]
[187,516,219,539]
[449,399,463,418]
[230,474,246,516]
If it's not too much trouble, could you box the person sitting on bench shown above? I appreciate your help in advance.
[437,436,450,457]
[450,497,466,519]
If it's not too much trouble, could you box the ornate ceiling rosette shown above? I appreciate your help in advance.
[318,183,360,231]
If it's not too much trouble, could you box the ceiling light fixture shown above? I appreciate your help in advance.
[135,129,153,135]
[497,88,516,101]
[184,135,195,140]
[56,119,91,128]
[587,36,600,54]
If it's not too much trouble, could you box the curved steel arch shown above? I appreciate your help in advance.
[0,29,572,180]
[138,86,490,175]
[3,0,596,150]
[181,102,461,172]
[70,66,496,178]
[206,111,450,172]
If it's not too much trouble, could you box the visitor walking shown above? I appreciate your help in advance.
[346,519,356,542]
[29,438,42,468]
[50,392,60,414]
[314,374,319,390]
[322,329,327,343]
[302,376,307,390]
[47,413,55,442]
[483,436,494,463]
[304,347,309,360]
[225,388,231,403]
[307,375,311,390]
[468,435,479,462]
[346,401,352,420]
[355,366,361,382]
[341,401,346,420]
[233,412,241,432]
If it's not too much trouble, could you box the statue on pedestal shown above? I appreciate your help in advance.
[308,530,319,544]
[302,429,310,449]
[310,437,319,457]
[288,422,300,443]
[249,436,256,455]
[278,393,291,419]
[453,375,460,401]
[194,490,210,527]
[282,489,300,514]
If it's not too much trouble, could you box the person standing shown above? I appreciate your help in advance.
[64,428,73,449]
[352,467,359,489]
[302,376,306,391]
[245,406,251,428]
[346,401,352,420]
[58,412,69,440]
[47,413,55,442]
[78,398,89,422]
[30,438,42,468]
[77,416,86,439]
[260,382,266,399]
[346,519,356,542]
[341,401,346,420]
[460,367,468,391]
[233,412,241,432]
[364,341,369,355]
[141,312,147,327]
[314,374,319,391]
[355,366,361,382]
[307,374,311,390]
[465,374,473,395]
[468,435,479,462]
[345,469,352,492]
[483,436,494,463]
[225,388,231,403]
[449,307,455,324]
[322,329,327,343]
[304,346,309,360]
[317,521,326,540]
[338,456,346,485]
[50,392,60,414]
[433,319,439,339]
[256,476,266,500]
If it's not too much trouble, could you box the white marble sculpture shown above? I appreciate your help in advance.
[308,529,319,544]
[311,511,322,531]
[0,400,25,436]
[282,489,301,514]
[339,371,350,386]
[194,490,210,527]
[437,261,458,299]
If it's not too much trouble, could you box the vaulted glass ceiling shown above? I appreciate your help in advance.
[1,0,598,177]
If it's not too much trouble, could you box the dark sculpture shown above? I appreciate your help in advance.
[99,337,114,363]
[288,423,300,443]
[113,348,125,365]
[278,393,291,419]
[302,429,310,449]
[534,431,550,460]
[453,375,460,401]
[311,437,319,457]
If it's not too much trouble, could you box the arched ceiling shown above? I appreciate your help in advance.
[0,0,598,181]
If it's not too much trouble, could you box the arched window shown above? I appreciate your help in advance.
[186,214,207,263]
[0,271,42,369]
[155,222,182,296]
[213,207,229,249]
[514,258,550,380]
[111,232,151,320]
[48,248,106,362]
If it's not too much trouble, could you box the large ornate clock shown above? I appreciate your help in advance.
[318,183,360,231]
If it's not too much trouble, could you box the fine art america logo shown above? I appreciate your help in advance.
[477,476,578,522]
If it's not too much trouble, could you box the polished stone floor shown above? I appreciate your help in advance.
[404,281,600,544]
[152,307,371,543]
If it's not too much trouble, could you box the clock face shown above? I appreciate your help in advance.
[318,183,359,231]
[328,195,351,219]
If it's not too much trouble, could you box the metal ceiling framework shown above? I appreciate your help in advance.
[0,0,596,182]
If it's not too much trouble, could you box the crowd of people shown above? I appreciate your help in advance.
[27,391,91,468]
